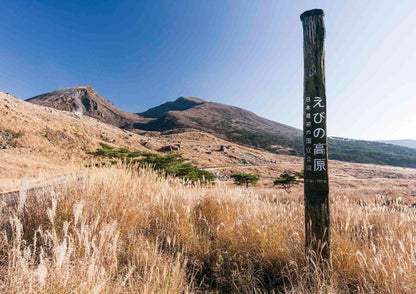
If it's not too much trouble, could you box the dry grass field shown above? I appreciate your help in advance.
[2,92,416,293]
[1,164,416,293]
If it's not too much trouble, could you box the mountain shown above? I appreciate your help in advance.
[140,96,205,118]
[25,87,416,168]
[0,91,290,183]
[377,139,416,149]
[328,137,416,168]
[1,91,148,180]
[27,86,147,127]
[134,96,302,154]
[134,97,416,168]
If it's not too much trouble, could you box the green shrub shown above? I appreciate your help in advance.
[231,173,259,188]
[294,170,304,179]
[273,170,300,192]
[87,143,215,184]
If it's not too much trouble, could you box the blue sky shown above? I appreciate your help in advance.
[1,0,416,140]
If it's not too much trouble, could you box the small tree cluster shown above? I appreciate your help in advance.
[87,143,215,184]
[138,153,214,184]
[273,170,301,192]
[231,173,259,188]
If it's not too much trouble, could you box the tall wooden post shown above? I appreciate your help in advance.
[300,9,331,269]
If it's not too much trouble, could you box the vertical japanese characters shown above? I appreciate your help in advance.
[304,96,327,176]
[304,94,329,204]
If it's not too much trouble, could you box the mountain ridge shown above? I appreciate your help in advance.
[377,139,416,149]
[27,86,147,127]
[25,86,416,168]
[0,91,291,182]
[139,96,206,118]
[132,97,302,154]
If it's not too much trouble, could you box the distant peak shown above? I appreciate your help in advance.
[26,85,98,102]
[25,85,143,127]
[139,96,206,118]
[54,85,94,93]
[176,96,206,103]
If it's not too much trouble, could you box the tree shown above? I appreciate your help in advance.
[87,143,215,184]
[231,173,259,188]
[294,170,304,179]
[273,170,300,192]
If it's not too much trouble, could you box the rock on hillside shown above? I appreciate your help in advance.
[27,86,147,127]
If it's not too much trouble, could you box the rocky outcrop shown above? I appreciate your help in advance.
[158,144,181,152]
[27,86,147,127]
[0,129,13,149]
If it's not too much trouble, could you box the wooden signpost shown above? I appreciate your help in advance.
[300,9,331,269]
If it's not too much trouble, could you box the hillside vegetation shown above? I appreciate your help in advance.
[328,137,416,168]
[87,143,215,184]
[378,139,416,149]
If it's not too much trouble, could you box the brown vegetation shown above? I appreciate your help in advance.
[1,165,416,293]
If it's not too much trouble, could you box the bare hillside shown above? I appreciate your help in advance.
[0,92,149,183]
[27,86,147,127]
[0,92,295,189]
[135,97,301,154]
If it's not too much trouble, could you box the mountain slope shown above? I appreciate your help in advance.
[134,97,302,154]
[139,96,205,118]
[377,139,416,149]
[23,88,416,169]
[0,92,290,187]
[134,97,416,168]
[27,86,146,127]
[328,137,416,168]
[0,91,150,181]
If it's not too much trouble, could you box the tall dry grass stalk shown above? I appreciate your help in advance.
[0,165,415,293]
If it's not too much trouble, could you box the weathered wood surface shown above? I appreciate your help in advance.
[300,9,331,266]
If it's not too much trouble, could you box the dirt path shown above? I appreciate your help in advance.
[0,174,88,205]
[1,165,271,204]
[201,164,271,171]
